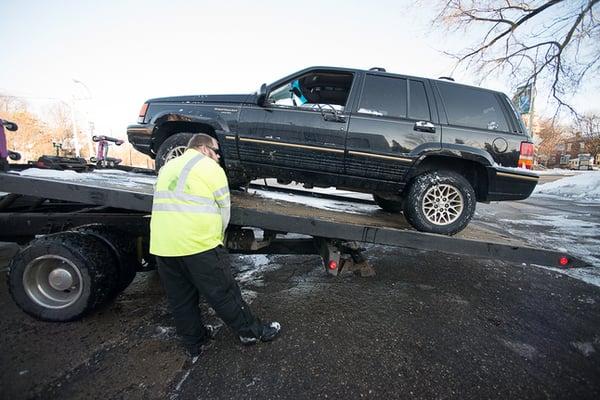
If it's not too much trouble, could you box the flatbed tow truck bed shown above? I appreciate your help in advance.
[0,167,587,321]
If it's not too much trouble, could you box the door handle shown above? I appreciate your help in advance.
[414,121,436,133]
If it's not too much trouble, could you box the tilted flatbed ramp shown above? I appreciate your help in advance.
[0,168,586,269]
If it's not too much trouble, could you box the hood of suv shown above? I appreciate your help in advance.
[146,93,254,104]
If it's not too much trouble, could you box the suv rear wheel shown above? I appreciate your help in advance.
[403,170,476,235]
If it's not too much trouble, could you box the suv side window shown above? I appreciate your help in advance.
[437,82,509,131]
[358,75,407,118]
[267,72,353,112]
[409,80,430,121]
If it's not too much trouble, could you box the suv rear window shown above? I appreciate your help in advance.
[358,76,431,121]
[437,82,509,132]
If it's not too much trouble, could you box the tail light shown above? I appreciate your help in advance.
[518,142,534,169]
[137,103,149,123]
[559,256,569,267]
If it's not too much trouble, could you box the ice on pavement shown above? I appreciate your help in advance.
[533,171,600,202]
[235,254,285,303]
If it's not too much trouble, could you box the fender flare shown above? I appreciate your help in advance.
[412,144,494,171]
[151,111,227,132]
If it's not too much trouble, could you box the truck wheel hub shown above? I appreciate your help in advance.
[48,268,74,291]
[23,255,84,309]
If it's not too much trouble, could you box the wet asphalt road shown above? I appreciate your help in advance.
[1,174,599,399]
[1,245,599,399]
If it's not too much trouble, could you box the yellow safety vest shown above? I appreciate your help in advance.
[149,148,230,257]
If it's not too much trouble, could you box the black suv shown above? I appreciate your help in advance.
[128,66,538,235]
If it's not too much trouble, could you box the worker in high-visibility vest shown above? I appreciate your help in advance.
[150,133,281,357]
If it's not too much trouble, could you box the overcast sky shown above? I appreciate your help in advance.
[1,0,597,137]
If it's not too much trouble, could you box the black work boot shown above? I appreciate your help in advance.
[239,322,281,345]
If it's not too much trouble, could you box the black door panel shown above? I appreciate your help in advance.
[346,75,441,181]
[238,106,348,174]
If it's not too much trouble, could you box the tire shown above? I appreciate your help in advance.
[155,132,194,171]
[373,194,403,213]
[74,225,139,294]
[155,131,250,188]
[7,232,120,322]
[403,170,476,235]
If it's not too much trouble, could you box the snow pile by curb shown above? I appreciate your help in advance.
[534,171,600,202]
[534,168,596,176]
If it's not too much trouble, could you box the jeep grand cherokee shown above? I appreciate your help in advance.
[127,66,538,235]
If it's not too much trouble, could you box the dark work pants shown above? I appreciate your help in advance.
[156,246,262,347]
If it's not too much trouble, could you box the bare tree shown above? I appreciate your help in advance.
[536,117,566,157]
[577,112,600,157]
[433,0,600,117]
[0,94,27,113]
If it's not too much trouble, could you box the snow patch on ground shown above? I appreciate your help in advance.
[501,339,537,359]
[571,341,596,357]
[535,168,596,176]
[18,168,81,179]
[234,254,285,303]
[533,171,600,202]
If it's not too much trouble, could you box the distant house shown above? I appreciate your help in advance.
[549,133,589,168]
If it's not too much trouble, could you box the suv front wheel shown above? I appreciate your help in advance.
[155,132,194,171]
[403,170,476,235]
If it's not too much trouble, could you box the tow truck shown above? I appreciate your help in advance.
[0,165,587,322]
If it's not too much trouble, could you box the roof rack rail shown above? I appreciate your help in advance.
[369,67,386,72]
[438,76,455,81]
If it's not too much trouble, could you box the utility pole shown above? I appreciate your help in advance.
[71,79,93,158]
[528,74,537,140]
[70,96,81,157]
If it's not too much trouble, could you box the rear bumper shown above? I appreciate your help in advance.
[127,124,155,158]
[485,166,539,201]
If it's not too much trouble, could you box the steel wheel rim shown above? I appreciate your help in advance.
[165,145,186,162]
[22,255,84,309]
[422,184,464,226]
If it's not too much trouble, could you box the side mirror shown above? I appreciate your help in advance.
[257,83,268,106]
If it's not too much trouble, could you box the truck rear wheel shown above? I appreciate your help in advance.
[7,232,120,322]
[74,225,139,294]
[403,170,476,235]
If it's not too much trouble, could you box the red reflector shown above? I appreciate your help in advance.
[328,260,338,270]
[559,256,569,267]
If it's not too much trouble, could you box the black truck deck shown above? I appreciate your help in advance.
[0,168,586,269]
